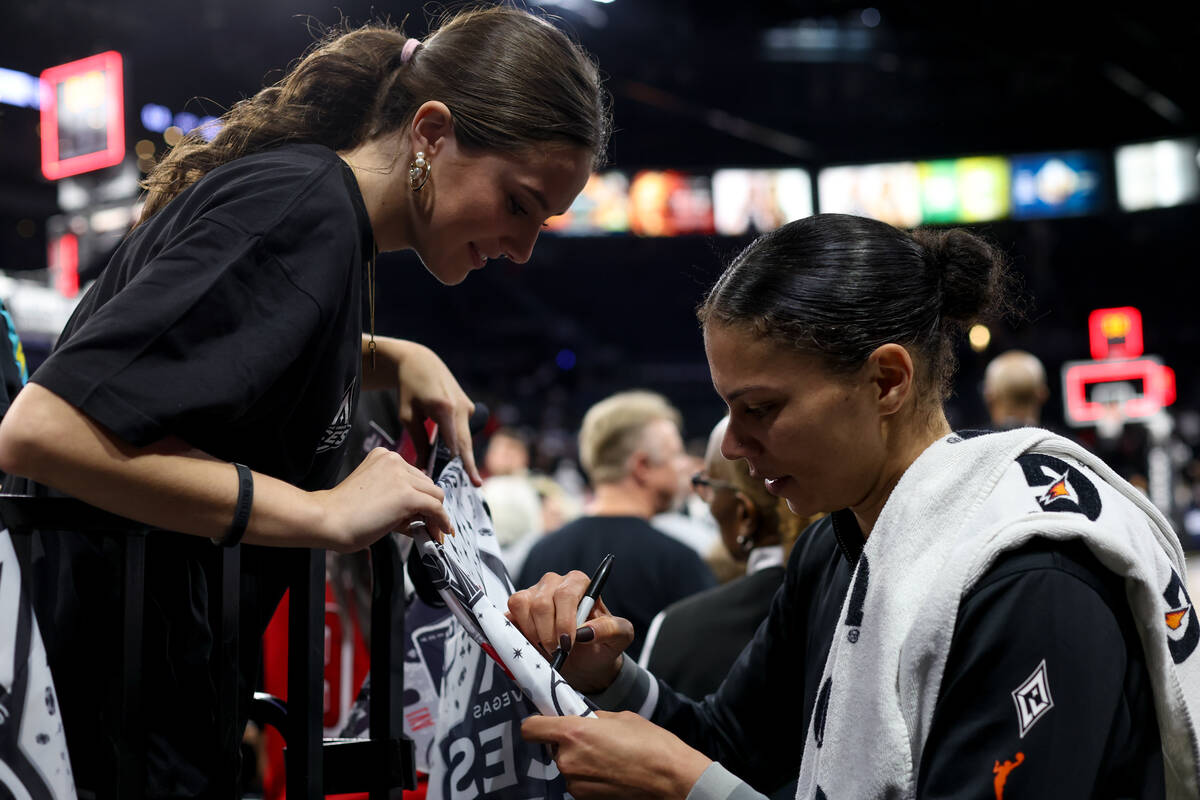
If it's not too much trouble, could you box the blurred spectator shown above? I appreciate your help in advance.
[516,390,716,660]
[482,473,544,577]
[483,426,531,477]
[530,472,582,534]
[983,349,1048,429]
[480,426,545,576]
[652,449,720,558]
[639,416,815,700]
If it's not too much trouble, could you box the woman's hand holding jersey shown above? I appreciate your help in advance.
[0,382,453,549]
[362,335,482,486]
[312,444,452,551]
[506,569,634,693]
[521,710,712,800]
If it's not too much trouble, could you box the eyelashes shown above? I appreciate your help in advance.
[511,195,550,228]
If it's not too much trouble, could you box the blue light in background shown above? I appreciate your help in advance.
[1010,151,1104,219]
[140,103,172,132]
[196,116,222,141]
[555,349,577,370]
[0,67,41,109]
[173,111,199,133]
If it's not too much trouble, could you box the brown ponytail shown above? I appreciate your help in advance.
[139,6,610,224]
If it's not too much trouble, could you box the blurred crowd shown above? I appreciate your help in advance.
[476,355,1200,585]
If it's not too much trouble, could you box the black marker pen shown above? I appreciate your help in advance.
[550,553,614,671]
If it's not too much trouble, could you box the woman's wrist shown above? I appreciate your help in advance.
[574,652,625,695]
[663,748,714,799]
[236,477,339,550]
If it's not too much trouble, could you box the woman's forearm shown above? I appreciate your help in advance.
[361,333,413,391]
[0,382,330,546]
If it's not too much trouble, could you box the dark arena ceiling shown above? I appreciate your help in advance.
[3,1,1196,195]
[1,0,1197,430]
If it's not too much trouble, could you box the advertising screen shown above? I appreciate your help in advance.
[1115,137,1200,211]
[918,156,1010,223]
[628,171,715,237]
[712,168,812,235]
[544,172,630,235]
[40,51,125,180]
[1010,151,1105,219]
[817,162,921,228]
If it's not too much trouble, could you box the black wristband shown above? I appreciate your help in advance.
[214,463,253,547]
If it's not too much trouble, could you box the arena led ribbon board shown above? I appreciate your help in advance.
[40,51,126,180]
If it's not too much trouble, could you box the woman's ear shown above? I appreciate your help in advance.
[868,343,915,417]
[410,100,454,157]
[734,491,761,543]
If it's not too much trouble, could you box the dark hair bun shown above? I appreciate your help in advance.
[912,227,1009,324]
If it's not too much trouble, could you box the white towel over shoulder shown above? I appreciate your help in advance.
[795,428,1200,800]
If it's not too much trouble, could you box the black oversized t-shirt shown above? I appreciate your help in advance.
[25,143,373,797]
[34,141,371,490]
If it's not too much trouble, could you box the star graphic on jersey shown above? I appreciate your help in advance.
[504,619,513,627]
[512,648,524,659]
[1037,469,1076,507]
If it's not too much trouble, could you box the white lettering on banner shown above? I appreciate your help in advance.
[473,689,524,719]
[478,655,495,694]
[479,721,518,792]
[441,719,558,798]
[448,737,479,800]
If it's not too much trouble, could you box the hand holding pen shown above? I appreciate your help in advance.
[506,556,634,694]
[550,553,614,671]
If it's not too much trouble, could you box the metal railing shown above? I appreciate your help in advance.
[0,494,415,799]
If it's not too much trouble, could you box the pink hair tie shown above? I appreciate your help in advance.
[401,38,421,64]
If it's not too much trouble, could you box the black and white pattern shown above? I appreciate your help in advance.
[1,530,77,798]
[1163,569,1199,665]
[411,459,592,720]
[1017,453,1102,521]
[1011,659,1054,737]
[406,459,593,799]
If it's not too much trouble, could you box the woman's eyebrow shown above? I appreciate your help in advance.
[727,385,771,403]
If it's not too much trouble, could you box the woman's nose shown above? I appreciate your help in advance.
[505,224,540,264]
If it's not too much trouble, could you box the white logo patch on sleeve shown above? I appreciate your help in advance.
[1011,659,1054,738]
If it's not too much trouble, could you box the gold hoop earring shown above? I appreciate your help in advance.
[408,151,430,191]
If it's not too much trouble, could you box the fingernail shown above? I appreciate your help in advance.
[574,626,595,643]
[558,633,572,654]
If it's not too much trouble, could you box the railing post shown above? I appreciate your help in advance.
[286,547,325,799]
[212,543,242,798]
[115,531,146,800]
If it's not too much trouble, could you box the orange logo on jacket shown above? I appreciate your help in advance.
[993,752,1025,800]
[1167,608,1189,630]
[1044,477,1070,499]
